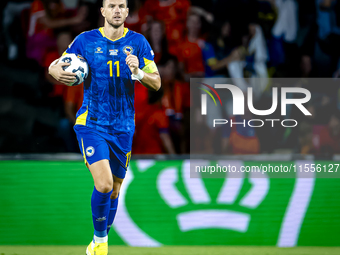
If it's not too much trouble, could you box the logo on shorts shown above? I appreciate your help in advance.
[86,146,95,157]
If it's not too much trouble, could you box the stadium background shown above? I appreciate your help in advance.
[1,0,340,254]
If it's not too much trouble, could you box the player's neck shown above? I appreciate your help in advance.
[103,23,125,41]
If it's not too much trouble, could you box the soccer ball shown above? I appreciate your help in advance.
[59,53,89,86]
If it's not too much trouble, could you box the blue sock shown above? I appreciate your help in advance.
[107,194,119,234]
[91,186,112,240]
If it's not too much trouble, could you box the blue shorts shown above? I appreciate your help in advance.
[74,125,133,179]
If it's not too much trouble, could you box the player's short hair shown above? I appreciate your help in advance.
[103,0,128,7]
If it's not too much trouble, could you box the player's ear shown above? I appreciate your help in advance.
[100,7,105,18]
[126,7,129,17]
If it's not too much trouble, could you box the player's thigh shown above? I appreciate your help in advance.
[89,159,113,193]
[74,125,113,193]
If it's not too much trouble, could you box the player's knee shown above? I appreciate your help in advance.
[110,190,119,199]
[96,181,113,194]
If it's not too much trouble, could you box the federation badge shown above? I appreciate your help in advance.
[123,45,134,55]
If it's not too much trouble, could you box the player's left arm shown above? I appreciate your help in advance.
[126,52,161,91]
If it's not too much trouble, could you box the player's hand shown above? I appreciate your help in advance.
[125,52,139,75]
[49,62,77,85]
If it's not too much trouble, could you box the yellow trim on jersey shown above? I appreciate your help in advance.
[62,51,68,56]
[75,108,88,126]
[99,27,129,42]
[143,58,153,66]
[81,138,88,165]
[142,60,158,74]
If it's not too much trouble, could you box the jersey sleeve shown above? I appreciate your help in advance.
[138,35,158,73]
[63,34,84,56]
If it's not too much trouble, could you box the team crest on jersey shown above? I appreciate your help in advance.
[95,47,103,53]
[86,146,95,157]
[123,45,134,55]
[110,49,118,55]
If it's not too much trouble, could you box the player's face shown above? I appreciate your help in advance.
[101,0,129,28]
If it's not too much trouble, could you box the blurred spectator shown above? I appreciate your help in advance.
[41,30,83,152]
[176,13,205,80]
[208,21,240,77]
[2,0,340,155]
[312,110,340,156]
[256,0,277,39]
[159,55,189,153]
[317,0,340,76]
[159,55,186,118]
[144,0,190,53]
[124,0,147,33]
[190,5,214,24]
[42,31,71,97]
[299,121,314,154]
[3,1,32,60]
[227,23,268,100]
[272,0,298,43]
[26,0,87,65]
[146,21,169,64]
[133,87,175,154]
[222,115,261,155]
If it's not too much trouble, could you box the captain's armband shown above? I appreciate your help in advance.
[142,61,158,74]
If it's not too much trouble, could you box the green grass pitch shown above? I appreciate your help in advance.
[0,246,340,255]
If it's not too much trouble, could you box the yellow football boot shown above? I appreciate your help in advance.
[86,241,94,255]
[93,242,108,255]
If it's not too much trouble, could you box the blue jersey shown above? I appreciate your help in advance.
[65,27,157,134]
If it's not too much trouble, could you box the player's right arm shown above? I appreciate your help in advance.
[48,32,84,85]
[48,59,77,85]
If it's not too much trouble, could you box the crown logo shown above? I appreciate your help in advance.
[158,160,269,233]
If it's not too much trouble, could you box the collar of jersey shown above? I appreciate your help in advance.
[99,27,129,42]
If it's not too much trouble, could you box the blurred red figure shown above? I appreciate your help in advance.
[222,116,260,155]
[313,111,340,156]
[27,0,86,65]
[146,21,169,64]
[43,32,73,98]
[133,85,175,154]
[144,0,190,52]
[42,31,84,152]
[175,13,205,80]
[159,56,188,118]
[124,0,147,33]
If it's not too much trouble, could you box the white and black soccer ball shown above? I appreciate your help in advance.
[59,53,89,86]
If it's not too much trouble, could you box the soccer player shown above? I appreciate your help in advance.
[48,0,161,254]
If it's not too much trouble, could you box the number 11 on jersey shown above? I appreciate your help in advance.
[107,60,120,77]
